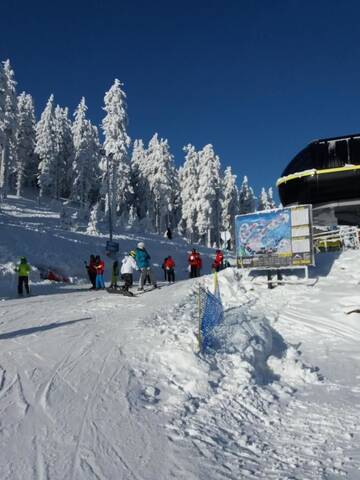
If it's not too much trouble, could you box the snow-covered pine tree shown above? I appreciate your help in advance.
[197,144,222,246]
[267,187,276,209]
[15,92,36,196]
[54,105,74,198]
[87,202,102,235]
[36,95,60,198]
[130,139,149,221]
[238,175,256,214]
[0,60,17,199]
[258,187,270,211]
[146,133,179,233]
[178,144,200,242]
[101,79,132,224]
[221,166,238,246]
[72,97,100,213]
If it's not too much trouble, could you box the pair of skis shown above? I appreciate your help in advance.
[106,285,160,297]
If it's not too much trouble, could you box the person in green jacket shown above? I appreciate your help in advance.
[16,256,31,295]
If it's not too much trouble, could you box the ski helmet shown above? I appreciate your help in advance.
[137,242,145,249]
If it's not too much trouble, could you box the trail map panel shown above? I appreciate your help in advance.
[235,205,314,268]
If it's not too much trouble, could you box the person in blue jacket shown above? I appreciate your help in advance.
[135,242,157,291]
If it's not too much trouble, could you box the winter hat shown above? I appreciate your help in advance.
[137,242,145,249]
[129,250,136,258]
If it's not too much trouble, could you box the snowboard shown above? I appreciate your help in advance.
[106,287,134,297]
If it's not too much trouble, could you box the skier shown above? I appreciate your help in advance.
[161,257,169,281]
[164,255,175,283]
[109,260,119,289]
[120,251,138,294]
[85,254,97,289]
[164,227,172,240]
[135,242,157,291]
[16,256,31,296]
[188,249,199,278]
[95,255,105,289]
[212,249,224,272]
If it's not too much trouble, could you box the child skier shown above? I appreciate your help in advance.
[120,251,138,294]
[95,256,105,289]
[164,255,175,283]
[188,249,202,278]
[16,256,31,296]
[212,249,224,272]
[110,260,119,289]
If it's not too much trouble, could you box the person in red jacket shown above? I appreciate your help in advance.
[164,255,175,283]
[95,255,105,289]
[195,251,202,276]
[188,249,199,278]
[212,249,224,272]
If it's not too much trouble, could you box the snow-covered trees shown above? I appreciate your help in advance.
[54,105,74,198]
[100,79,132,224]
[145,133,180,233]
[197,144,222,246]
[258,187,270,211]
[72,97,100,211]
[267,187,276,209]
[130,139,149,221]
[15,92,36,196]
[0,60,17,199]
[36,95,59,198]
[239,176,256,214]
[221,166,238,243]
[36,96,74,199]
[2,56,283,238]
[179,144,200,242]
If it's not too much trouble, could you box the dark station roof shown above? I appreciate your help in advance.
[281,133,360,177]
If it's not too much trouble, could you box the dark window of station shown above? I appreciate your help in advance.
[334,140,348,167]
[313,142,328,169]
[349,137,360,164]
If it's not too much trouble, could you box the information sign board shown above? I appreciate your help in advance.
[235,205,314,268]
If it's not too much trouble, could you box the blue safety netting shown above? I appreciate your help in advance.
[199,283,224,351]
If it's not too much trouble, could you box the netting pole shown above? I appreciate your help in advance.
[213,271,218,293]
[197,284,202,351]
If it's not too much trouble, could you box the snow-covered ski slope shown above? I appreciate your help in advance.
[0,197,360,479]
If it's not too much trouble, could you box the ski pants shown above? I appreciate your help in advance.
[96,274,105,289]
[89,271,96,288]
[139,268,156,288]
[110,273,118,288]
[18,276,30,295]
[121,273,133,290]
[190,265,198,278]
[166,268,175,282]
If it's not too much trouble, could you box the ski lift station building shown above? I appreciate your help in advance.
[277,133,360,225]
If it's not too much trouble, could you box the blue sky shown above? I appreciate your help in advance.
[2,0,360,197]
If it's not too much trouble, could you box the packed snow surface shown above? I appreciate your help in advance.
[0,197,360,479]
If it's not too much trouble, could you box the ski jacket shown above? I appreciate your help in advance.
[89,259,97,273]
[121,255,137,275]
[195,253,202,269]
[135,248,151,269]
[16,262,31,277]
[164,257,175,269]
[214,251,224,267]
[188,253,198,266]
[95,260,105,274]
